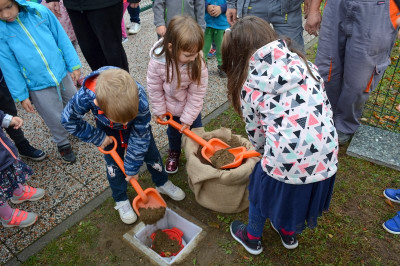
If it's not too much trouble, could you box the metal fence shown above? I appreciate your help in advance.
[361,47,400,133]
[140,0,153,12]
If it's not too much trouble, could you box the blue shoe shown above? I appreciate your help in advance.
[230,220,263,255]
[383,188,400,203]
[207,48,216,58]
[382,211,400,234]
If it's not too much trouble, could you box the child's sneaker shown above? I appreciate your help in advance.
[156,180,186,201]
[10,185,45,204]
[230,220,263,255]
[271,222,298,249]
[382,211,400,234]
[208,48,216,58]
[17,140,46,161]
[58,144,76,164]
[114,199,137,224]
[383,188,400,203]
[128,23,141,34]
[1,208,38,228]
[165,150,180,174]
[217,65,227,78]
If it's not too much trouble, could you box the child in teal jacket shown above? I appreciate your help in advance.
[0,0,81,163]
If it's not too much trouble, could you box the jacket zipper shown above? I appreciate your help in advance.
[16,17,59,87]
[0,137,18,160]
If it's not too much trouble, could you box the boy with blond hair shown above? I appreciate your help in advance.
[61,67,185,224]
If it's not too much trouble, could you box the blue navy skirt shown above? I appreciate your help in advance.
[248,162,336,234]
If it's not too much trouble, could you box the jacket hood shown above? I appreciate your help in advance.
[149,38,166,64]
[247,39,307,95]
[81,66,118,91]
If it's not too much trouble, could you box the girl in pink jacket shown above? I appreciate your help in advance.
[147,15,208,174]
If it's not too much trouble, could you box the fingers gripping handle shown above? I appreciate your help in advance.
[98,136,149,203]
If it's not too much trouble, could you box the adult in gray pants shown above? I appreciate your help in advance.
[226,0,306,50]
[308,0,400,145]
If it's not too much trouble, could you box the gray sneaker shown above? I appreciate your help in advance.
[1,209,38,228]
[10,185,45,204]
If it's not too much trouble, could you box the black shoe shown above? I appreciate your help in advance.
[271,222,298,249]
[58,144,76,164]
[230,220,263,255]
[217,65,227,78]
[17,140,46,161]
[337,130,353,145]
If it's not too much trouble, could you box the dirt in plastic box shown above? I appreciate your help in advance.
[151,229,182,256]
[196,136,242,168]
[139,207,166,225]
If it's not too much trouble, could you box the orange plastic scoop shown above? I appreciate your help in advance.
[98,136,166,216]
[156,112,261,169]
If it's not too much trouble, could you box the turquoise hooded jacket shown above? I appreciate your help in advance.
[0,0,81,102]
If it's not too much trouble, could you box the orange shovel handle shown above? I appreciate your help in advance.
[240,150,261,159]
[156,112,214,151]
[98,136,149,203]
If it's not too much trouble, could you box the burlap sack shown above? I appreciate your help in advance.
[182,127,260,213]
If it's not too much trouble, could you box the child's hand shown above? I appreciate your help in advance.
[180,123,189,132]
[209,6,222,17]
[153,115,165,123]
[70,69,81,83]
[100,135,113,149]
[125,174,139,182]
[10,116,23,129]
[21,98,35,113]
[207,4,215,14]
[47,2,61,17]
[156,26,167,37]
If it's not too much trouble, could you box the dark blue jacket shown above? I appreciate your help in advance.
[61,66,152,176]
[0,110,19,171]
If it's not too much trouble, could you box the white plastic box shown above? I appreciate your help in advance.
[123,208,205,265]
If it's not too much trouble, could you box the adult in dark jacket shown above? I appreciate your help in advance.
[46,0,141,72]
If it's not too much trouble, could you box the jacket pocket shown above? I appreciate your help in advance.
[364,59,391,93]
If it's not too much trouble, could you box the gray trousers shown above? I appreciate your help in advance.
[246,0,304,50]
[315,0,397,134]
[30,75,77,146]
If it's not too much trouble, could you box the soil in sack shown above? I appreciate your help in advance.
[139,207,166,225]
[196,136,242,169]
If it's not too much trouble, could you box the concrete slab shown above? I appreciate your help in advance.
[347,125,400,171]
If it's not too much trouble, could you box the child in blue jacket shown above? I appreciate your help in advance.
[61,67,185,224]
[202,0,230,78]
[0,0,81,163]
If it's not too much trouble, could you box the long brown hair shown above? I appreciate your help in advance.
[221,16,316,116]
[153,15,204,89]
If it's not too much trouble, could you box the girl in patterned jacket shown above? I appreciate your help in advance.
[0,110,45,228]
[147,15,208,174]
[221,16,339,255]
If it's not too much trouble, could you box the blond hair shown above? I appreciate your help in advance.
[95,69,139,123]
[153,15,204,89]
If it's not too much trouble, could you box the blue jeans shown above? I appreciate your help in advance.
[167,114,202,152]
[127,5,140,24]
[100,124,167,202]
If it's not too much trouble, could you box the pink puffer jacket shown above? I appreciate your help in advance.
[146,39,208,126]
